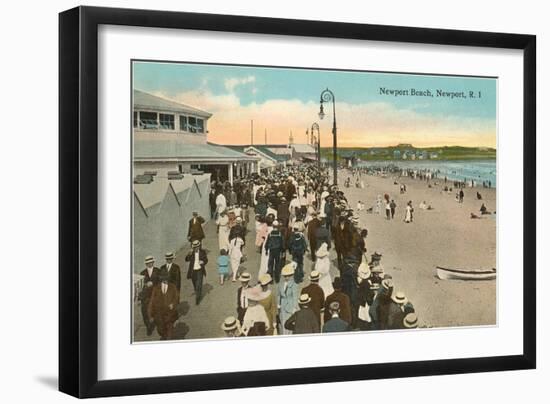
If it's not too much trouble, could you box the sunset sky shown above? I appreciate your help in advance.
[133,61,497,148]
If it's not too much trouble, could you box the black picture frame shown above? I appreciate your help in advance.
[59,6,536,398]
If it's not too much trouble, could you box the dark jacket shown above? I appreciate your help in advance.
[265,229,284,252]
[187,216,205,241]
[288,232,307,256]
[322,316,351,333]
[301,283,325,320]
[159,263,181,293]
[284,307,320,334]
[185,249,208,279]
[324,290,352,324]
[315,226,331,250]
[139,267,160,301]
[333,221,352,253]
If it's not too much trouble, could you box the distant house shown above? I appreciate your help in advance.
[393,150,401,159]
[429,152,439,159]
[402,151,408,160]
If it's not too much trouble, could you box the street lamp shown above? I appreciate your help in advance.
[311,122,321,172]
[319,88,338,186]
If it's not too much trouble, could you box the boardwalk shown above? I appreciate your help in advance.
[133,215,341,342]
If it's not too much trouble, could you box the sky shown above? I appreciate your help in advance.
[133,61,497,148]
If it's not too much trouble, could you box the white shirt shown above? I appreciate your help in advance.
[193,250,201,270]
[146,266,153,277]
[162,283,168,294]
[240,286,249,309]
[166,263,172,271]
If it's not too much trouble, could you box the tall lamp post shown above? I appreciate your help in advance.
[310,122,321,172]
[319,88,338,186]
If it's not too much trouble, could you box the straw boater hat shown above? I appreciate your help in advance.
[236,217,243,223]
[238,272,251,282]
[259,273,272,286]
[272,220,279,227]
[391,291,407,305]
[144,255,155,264]
[357,262,371,279]
[221,316,240,331]
[298,294,311,305]
[191,240,201,248]
[281,263,295,277]
[316,243,329,258]
[403,313,418,329]
[277,191,283,197]
[381,278,394,290]
[165,252,175,260]
[309,270,320,281]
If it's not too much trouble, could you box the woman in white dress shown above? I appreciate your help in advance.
[319,187,329,218]
[258,222,274,278]
[315,243,334,297]
[404,202,413,223]
[216,210,230,251]
[228,235,244,281]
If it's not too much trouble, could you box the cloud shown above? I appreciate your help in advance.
[152,91,496,148]
[224,75,256,92]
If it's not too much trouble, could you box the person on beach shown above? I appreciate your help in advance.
[288,225,308,283]
[390,199,397,219]
[148,274,179,340]
[221,316,242,338]
[160,252,181,300]
[241,289,270,336]
[322,301,351,333]
[187,211,205,243]
[139,255,160,336]
[256,274,278,335]
[459,189,465,203]
[324,277,352,325]
[301,270,325,325]
[404,201,414,223]
[236,272,251,323]
[385,199,391,220]
[265,220,284,282]
[315,243,334,297]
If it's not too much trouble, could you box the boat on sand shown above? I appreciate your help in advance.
[436,266,496,281]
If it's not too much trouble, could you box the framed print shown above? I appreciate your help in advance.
[59,6,536,398]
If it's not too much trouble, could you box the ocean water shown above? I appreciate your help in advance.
[359,159,497,187]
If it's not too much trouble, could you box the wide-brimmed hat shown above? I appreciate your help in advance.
[403,313,418,329]
[281,263,295,276]
[316,243,329,258]
[298,294,311,305]
[259,273,272,286]
[191,240,201,248]
[144,255,155,264]
[238,272,251,282]
[221,316,240,331]
[381,279,394,290]
[357,262,371,279]
[309,270,320,281]
[391,291,407,304]
[165,252,175,260]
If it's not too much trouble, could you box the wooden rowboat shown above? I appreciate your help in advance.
[436,266,496,281]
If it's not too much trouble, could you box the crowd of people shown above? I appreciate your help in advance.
[137,164,419,340]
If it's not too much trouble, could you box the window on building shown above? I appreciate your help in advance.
[139,111,158,129]
[133,111,138,128]
[187,117,205,133]
[179,115,188,131]
[159,113,175,130]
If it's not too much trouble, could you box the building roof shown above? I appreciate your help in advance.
[134,140,259,162]
[214,143,290,162]
[133,89,212,118]
[291,144,317,154]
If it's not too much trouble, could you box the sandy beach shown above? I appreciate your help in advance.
[341,168,496,328]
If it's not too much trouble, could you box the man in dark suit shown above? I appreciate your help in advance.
[187,211,205,242]
[315,218,331,252]
[301,270,325,323]
[307,212,321,261]
[284,294,320,334]
[148,274,179,340]
[139,255,160,336]
[159,252,181,301]
[185,240,208,305]
[322,301,351,333]
[333,216,352,270]
[323,277,352,325]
